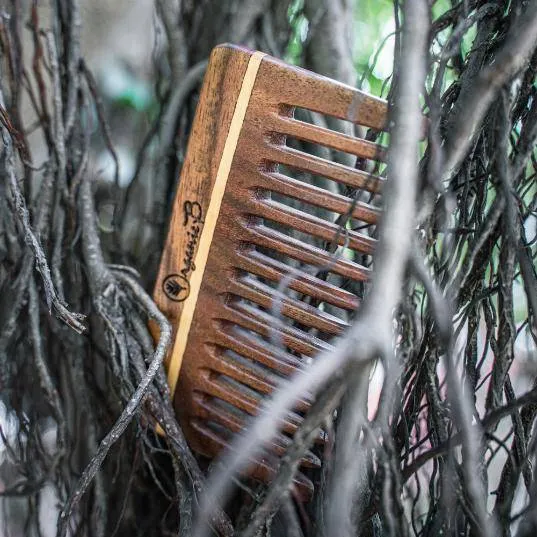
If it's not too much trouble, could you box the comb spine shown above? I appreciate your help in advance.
[165,51,267,397]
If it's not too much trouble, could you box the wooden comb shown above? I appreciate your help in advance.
[153,44,388,499]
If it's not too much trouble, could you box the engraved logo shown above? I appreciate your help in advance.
[181,201,204,280]
[163,274,190,302]
[162,200,205,302]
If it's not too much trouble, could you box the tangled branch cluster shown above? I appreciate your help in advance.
[196,1,537,536]
[0,2,234,536]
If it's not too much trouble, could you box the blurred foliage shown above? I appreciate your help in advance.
[285,0,307,64]
[353,0,394,96]
[285,0,397,96]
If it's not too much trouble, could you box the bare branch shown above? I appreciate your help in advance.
[56,272,172,537]
[443,0,537,180]
[2,128,86,333]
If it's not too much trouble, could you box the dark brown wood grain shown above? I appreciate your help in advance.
[153,44,252,332]
[153,44,388,500]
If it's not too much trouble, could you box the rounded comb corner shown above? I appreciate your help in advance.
[213,43,260,59]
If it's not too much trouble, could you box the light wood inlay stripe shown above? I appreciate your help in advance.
[166,51,266,397]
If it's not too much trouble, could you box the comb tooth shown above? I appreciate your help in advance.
[267,62,387,131]
[265,145,384,194]
[191,393,321,468]
[202,373,314,440]
[189,419,316,499]
[230,276,348,336]
[223,303,333,356]
[213,327,303,376]
[260,171,380,225]
[236,249,360,311]
[268,114,387,162]
[252,198,376,255]
[247,225,371,282]
[205,344,315,411]
[202,371,261,415]
[207,352,276,397]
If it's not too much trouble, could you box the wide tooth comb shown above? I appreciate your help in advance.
[153,44,388,499]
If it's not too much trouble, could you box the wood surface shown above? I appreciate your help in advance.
[153,44,388,499]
